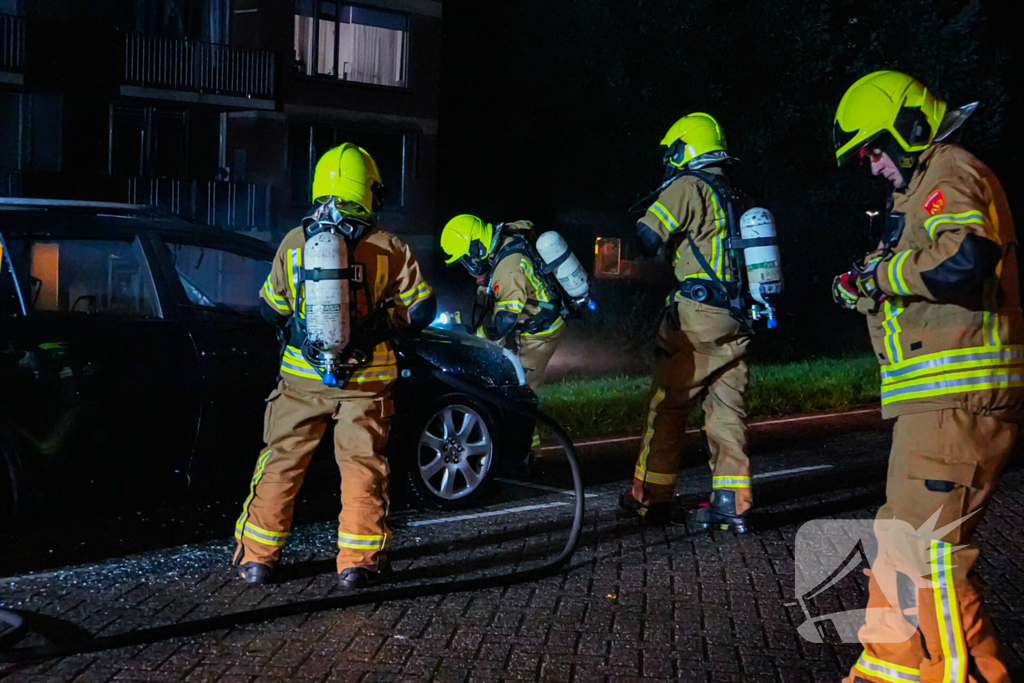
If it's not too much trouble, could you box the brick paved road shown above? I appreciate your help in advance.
[2,412,1022,682]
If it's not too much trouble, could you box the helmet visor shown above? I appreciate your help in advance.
[834,119,882,167]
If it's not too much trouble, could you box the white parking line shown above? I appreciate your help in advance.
[495,477,598,498]
[405,502,570,527]
[753,464,833,479]
[539,408,880,451]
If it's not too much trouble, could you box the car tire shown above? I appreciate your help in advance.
[398,394,499,510]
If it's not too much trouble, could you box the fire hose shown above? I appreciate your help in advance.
[0,368,584,663]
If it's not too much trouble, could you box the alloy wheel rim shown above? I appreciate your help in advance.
[417,405,493,500]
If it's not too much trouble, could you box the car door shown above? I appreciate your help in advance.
[148,231,280,488]
[0,226,202,507]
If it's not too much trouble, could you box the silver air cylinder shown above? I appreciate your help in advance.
[304,230,351,368]
[739,208,783,306]
[535,231,589,299]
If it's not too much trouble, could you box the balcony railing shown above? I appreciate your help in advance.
[1,13,25,72]
[123,177,271,229]
[124,33,275,100]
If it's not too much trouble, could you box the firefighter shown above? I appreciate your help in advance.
[440,216,567,405]
[232,143,436,588]
[618,113,753,531]
[832,70,1020,683]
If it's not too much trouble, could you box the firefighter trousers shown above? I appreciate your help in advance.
[632,298,752,511]
[846,408,1016,683]
[518,323,566,449]
[233,380,393,573]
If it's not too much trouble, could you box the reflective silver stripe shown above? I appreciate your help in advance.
[881,348,1023,381]
[855,653,921,683]
[881,371,1024,400]
[931,541,967,683]
[239,523,288,546]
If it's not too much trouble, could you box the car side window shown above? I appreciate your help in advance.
[0,236,25,317]
[7,238,161,319]
[167,242,270,316]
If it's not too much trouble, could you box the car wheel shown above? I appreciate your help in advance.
[401,395,498,510]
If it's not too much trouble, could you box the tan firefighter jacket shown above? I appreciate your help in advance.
[639,167,736,306]
[863,143,1023,420]
[487,221,565,337]
[260,226,433,396]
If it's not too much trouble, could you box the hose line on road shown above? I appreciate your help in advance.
[0,368,584,664]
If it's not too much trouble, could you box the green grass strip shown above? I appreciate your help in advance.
[537,354,880,439]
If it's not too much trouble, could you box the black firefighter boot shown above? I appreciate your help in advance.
[618,490,673,525]
[237,561,273,584]
[687,490,750,534]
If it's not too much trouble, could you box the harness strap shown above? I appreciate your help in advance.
[297,265,365,284]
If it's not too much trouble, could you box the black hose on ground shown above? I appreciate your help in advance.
[0,369,584,663]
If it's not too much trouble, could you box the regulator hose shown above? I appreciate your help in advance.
[0,369,584,663]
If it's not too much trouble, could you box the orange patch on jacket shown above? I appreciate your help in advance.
[922,189,946,215]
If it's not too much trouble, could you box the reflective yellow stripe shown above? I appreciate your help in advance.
[633,464,676,486]
[854,653,921,683]
[531,433,541,448]
[650,201,679,232]
[374,255,389,299]
[262,279,291,312]
[338,531,391,550]
[521,259,550,303]
[637,388,666,471]
[349,367,399,383]
[712,475,750,489]
[880,365,1024,405]
[235,448,274,543]
[281,346,320,379]
[882,298,905,363]
[983,312,1001,347]
[931,541,967,683]
[881,345,1023,384]
[398,281,433,305]
[924,210,985,240]
[495,299,526,314]
[706,189,727,279]
[887,251,913,296]
[522,316,564,337]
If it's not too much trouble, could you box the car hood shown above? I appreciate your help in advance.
[392,327,527,388]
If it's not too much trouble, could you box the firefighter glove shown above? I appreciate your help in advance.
[832,271,860,309]
[855,255,888,304]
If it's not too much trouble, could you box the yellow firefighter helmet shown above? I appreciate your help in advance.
[311,143,384,215]
[833,70,947,167]
[661,113,727,169]
[440,214,494,266]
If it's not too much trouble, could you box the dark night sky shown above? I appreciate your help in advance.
[432,0,1023,360]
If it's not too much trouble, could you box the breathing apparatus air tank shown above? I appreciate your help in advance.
[738,208,783,328]
[535,231,590,301]
[303,230,351,385]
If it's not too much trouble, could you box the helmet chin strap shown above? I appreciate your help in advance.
[876,134,919,191]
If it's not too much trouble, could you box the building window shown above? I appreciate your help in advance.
[289,123,409,208]
[595,237,638,278]
[109,106,188,179]
[294,1,408,88]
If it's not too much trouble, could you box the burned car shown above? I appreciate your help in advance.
[0,199,536,516]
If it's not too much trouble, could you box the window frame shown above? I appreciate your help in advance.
[0,231,168,320]
[294,0,411,90]
[151,231,273,320]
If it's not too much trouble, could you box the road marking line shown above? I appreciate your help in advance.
[539,408,881,451]
[753,464,833,479]
[405,502,570,527]
[495,477,598,498]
